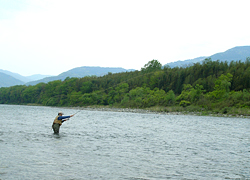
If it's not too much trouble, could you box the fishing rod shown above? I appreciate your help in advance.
[73,110,81,115]
[62,110,81,123]
[57,110,81,123]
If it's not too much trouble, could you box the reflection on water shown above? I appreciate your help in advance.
[0,104,249,179]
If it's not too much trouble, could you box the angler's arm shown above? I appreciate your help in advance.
[62,119,68,123]
[58,115,74,123]
[58,116,71,120]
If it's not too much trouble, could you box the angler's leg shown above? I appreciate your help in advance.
[52,123,60,134]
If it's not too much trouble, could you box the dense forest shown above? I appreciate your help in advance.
[1,58,250,115]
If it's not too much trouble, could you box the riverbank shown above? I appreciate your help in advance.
[65,105,250,118]
[6,103,250,118]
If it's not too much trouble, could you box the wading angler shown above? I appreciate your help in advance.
[52,112,74,134]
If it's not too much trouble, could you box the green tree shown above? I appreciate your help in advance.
[176,84,193,102]
[141,59,162,73]
[114,83,129,103]
[208,73,233,99]
[165,90,176,105]
[80,81,93,94]
[128,87,149,108]
[149,71,165,89]
[190,84,205,103]
[176,84,204,103]
[68,91,82,106]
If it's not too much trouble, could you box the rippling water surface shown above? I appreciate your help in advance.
[0,104,249,179]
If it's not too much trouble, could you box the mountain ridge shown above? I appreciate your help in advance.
[164,46,250,68]
[0,72,24,88]
[1,45,250,87]
[25,66,135,86]
[0,69,31,83]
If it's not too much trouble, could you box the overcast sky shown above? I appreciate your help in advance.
[1,0,250,76]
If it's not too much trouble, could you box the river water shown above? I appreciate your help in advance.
[0,104,249,180]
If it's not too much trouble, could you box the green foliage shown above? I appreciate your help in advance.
[176,84,193,102]
[80,81,93,94]
[68,91,82,106]
[121,87,175,108]
[1,58,250,115]
[149,71,165,89]
[141,59,162,73]
[165,90,176,105]
[179,100,191,107]
[208,73,233,100]
[114,83,129,103]
[176,84,205,103]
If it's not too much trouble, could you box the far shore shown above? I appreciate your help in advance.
[60,105,250,118]
[3,103,250,118]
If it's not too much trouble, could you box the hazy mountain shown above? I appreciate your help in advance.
[164,56,207,68]
[26,74,52,81]
[2,45,250,87]
[0,69,31,83]
[164,46,250,68]
[26,66,135,85]
[209,46,250,62]
[0,72,24,88]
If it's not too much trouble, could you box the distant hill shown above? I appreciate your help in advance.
[26,74,52,81]
[0,72,24,88]
[0,69,31,83]
[165,56,207,68]
[164,46,250,68]
[26,66,135,85]
[2,46,250,87]
[209,46,250,62]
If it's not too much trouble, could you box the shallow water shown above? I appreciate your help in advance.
[0,104,249,180]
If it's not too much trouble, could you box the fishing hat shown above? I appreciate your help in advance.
[58,112,64,115]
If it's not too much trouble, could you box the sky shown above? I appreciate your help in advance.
[0,0,250,76]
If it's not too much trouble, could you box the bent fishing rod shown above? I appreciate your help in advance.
[73,110,81,115]
[62,110,81,123]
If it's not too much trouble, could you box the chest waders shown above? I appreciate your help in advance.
[52,116,62,134]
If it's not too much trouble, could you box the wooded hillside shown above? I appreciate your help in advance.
[1,58,250,115]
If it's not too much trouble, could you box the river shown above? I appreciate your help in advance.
[0,104,249,180]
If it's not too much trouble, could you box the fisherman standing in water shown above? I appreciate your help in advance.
[52,112,74,134]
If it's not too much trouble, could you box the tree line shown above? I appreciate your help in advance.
[1,58,250,114]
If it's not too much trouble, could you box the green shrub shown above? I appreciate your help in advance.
[179,100,191,107]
